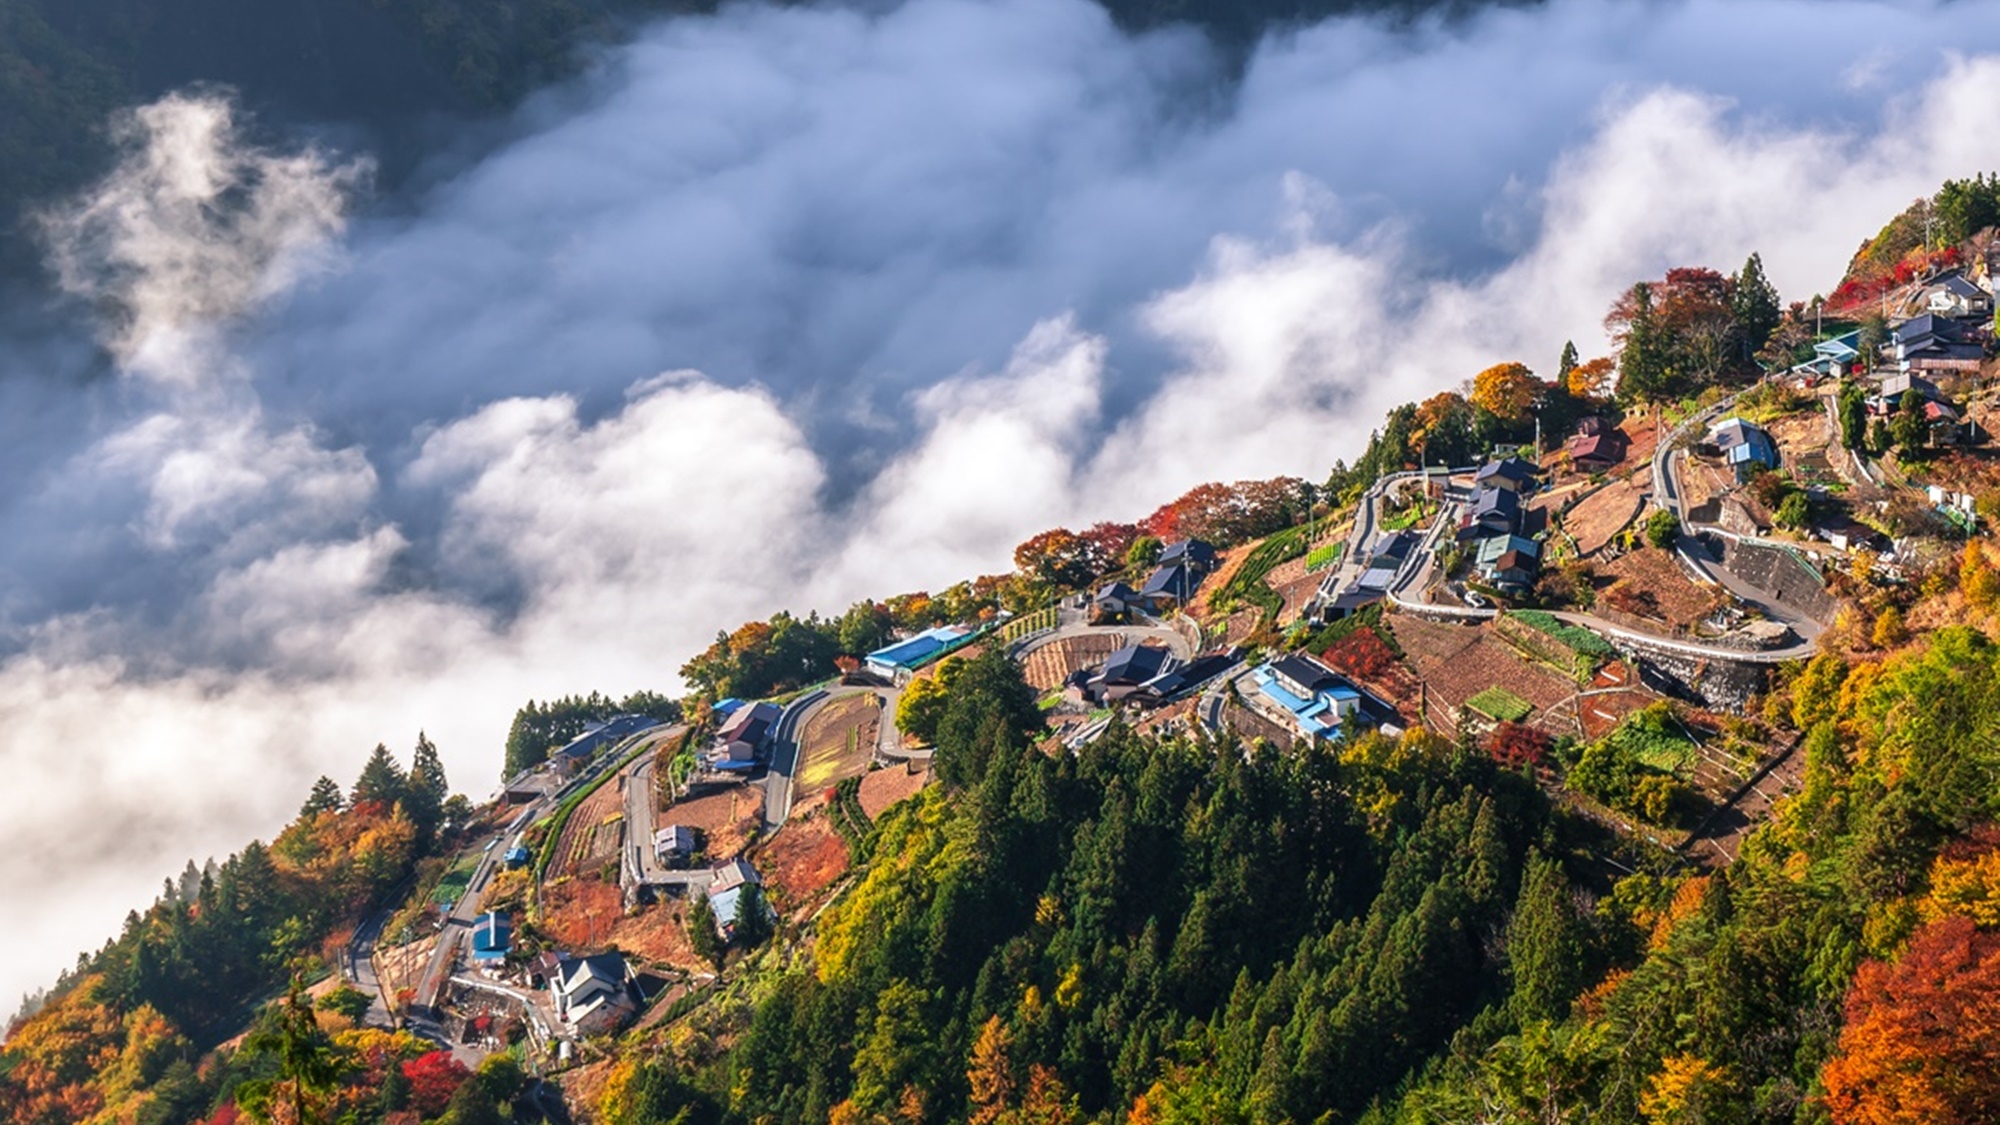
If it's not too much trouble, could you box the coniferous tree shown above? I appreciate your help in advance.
[1732,252,1783,361]
[689,895,724,967]
[350,744,407,810]
[404,732,448,848]
[732,884,773,949]
[299,776,344,818]
[1506,852,1591,1024]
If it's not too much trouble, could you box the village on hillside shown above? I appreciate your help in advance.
[315,211,2000,1099]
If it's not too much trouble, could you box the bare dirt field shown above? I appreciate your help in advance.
[1574,686,1663,742]
[608,898,706,972]
[661,779,763,861]
[796,693,879,794]
[1565,475,1648,555]
[541,875,623,950]
[858,762,930,820]
[1596,548,1723,630]
[551,777,627,881]
[1387,615,1577,732]
[1196,542,1260,617]
[756,808,851,920]
[1020,634,1123,691]
[1261,554,1324,626]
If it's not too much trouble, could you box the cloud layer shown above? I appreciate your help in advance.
[6,0,2000,1008]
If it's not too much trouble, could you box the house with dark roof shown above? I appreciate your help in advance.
[553,952,635,1035]
[715,702,780,769]
[1366,530,1417,570]
[1921,273,1993,319]
[504,845,532,869]
[1460,486,1521,539]
[1709,417,1780,482]
[1565,417,1626,472]
[1159,539,1218,571]
[1473,457,1538,493]
[1138,539,1219,610]
[1894,313,1985,374]
[1091,581,1140,623]
[1089,643,1177,703]
[1249,654,1371,740]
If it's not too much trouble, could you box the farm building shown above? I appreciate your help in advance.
[1709,417,1780,481]
[471,912,511,966]
[715,702,781,770]
[707,859,769,941]
[654,825,697,866]
[553,713,658,774]
[865,626,971,680]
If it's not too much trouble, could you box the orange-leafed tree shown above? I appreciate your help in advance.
[1821,914,2000,1125]
[966,1015,1016,1125]
[1470,363,1544,423]
[1012,528,1096,590]
[1566,356,1617,400]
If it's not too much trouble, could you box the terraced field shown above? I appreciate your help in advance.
[796,693,879,793]
[1387,614,1577,734]
[550,778,626,880]
[1019,634,1123,691]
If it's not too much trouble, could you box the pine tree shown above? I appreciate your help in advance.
[1557,339,1579,385]
[351,744,407,810]
[1732,252,1782,360]
[732,884,773,949]
[1617,283,1671,403]
[299,776,343,818]
[237,976,344,1125]
[405,733,448,848]
[689,895,724,967]
[1507,852,1590,1024]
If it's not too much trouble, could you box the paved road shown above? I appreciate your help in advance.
[407,723,665,1018]
[346,906,398,1029]
[762,689,828,832]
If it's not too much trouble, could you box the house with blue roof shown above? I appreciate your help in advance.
[471,912,512,965]
[1709,417,1779,482]
[504,845,531,869]
[864,626,970,680]
[1250,654,1369,740]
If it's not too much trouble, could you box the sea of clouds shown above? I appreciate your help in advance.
[5,0,2000,1008]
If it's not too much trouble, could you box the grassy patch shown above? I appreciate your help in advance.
[1304,542,1343,572]
[1506,610,1617,659]
[1466,687,1534,723]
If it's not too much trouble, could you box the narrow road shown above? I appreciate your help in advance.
[761,689,828,833]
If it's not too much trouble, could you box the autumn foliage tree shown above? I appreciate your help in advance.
[1566,356,1617,400]
[1470,362,1544,423]
[1821,915,2000,1125]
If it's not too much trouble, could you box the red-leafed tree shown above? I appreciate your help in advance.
[1821,915,2000,1125]
[402,1050,472,1120]
[1012,528,1097,589]
[1485,722,1552,769]
[1141,478,1307,547]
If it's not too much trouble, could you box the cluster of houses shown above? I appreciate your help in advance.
[1458,457,1544,592]
[458,910,641,1039]
[1092,539,1220,623]
[1062,642,1237,708]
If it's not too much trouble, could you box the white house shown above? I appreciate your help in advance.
[553,953,635,1036]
